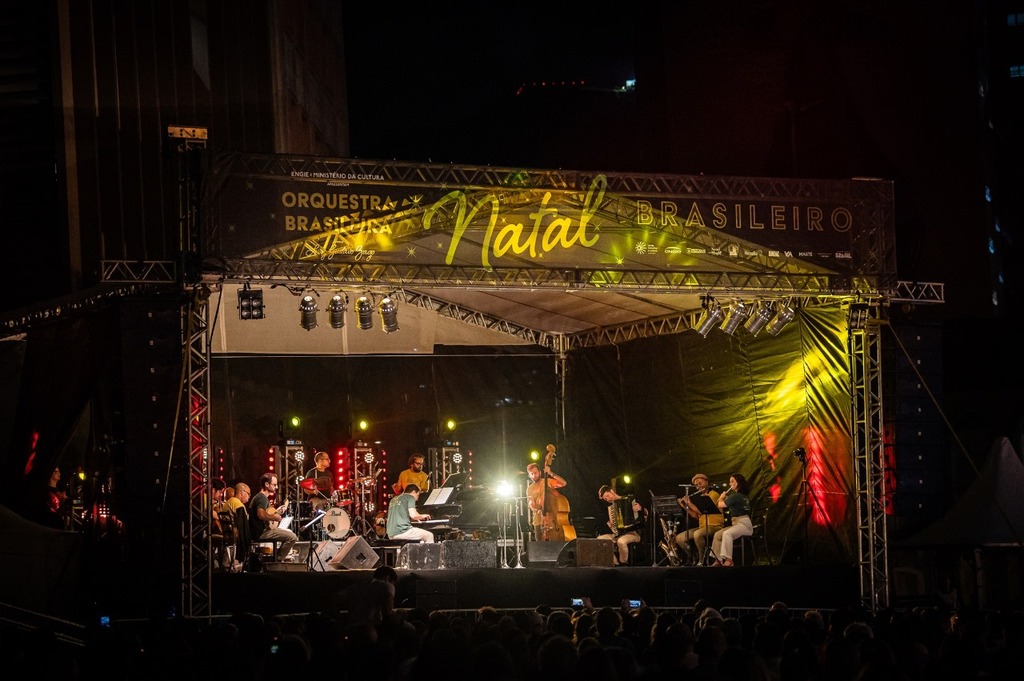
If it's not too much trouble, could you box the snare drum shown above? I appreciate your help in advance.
[322,507,351,539]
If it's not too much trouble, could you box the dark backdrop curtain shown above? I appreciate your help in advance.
[562,305,856,565]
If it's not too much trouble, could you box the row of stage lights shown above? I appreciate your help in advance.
[237,283,399,333]
[694,295,796,338]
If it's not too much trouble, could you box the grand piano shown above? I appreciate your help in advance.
[414,473,508,540]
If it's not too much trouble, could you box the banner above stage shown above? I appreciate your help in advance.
[204,152,897,281]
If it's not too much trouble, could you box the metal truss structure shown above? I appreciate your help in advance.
[850,306,890,609]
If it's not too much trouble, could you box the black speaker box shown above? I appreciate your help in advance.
[328,535,380,570]
[526,540,568,565]
[557,538,614,567]
[441,539,497,568]
[398,542,442,569]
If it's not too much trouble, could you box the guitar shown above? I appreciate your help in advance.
[266,499,290,530]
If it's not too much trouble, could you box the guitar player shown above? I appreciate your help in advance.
[249,472,297,561]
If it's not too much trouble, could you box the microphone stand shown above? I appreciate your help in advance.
[511,494,527,568]
[677,483,694,565]
[301,509,327,570]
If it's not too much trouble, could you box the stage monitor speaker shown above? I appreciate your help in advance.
[295,540,341,571]
[329,535,381,570]
[557,538,614,567]
[526,540,568,566]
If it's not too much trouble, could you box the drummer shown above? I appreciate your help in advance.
[392,452,430,496]
[302,450,335,513]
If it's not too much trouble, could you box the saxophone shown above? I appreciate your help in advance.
[658,516,681,566]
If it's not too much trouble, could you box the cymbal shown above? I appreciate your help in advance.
[299,478,317,491]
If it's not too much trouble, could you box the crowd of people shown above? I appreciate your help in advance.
[14,585,1024,681]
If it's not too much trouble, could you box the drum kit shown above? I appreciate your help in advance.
[298,474,378,541]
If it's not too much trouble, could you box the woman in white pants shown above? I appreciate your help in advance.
[711,473,753,567]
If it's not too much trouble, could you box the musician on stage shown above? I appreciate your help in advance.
[710,473,752,567]
[597,485,647,566]
[392,452,430,495]
[527,456,567,541]
[385,483,434,543]
[302,450,335,513]
[674,472,724,566]
[249,473,297,561]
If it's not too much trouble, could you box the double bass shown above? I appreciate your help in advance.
[537,445,576,542]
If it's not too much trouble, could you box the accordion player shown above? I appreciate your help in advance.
[609,495,646,538]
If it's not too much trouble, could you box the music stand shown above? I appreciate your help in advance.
[440,471,468,490]
[299,509,327,571]
[650,492,683,566]
[687,494,721,565]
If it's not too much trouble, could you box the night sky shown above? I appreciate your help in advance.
[340,2,1024,464]
[341,3,1000,319]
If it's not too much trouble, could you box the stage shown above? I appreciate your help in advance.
[209,562,861,617]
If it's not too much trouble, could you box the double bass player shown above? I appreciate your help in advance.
[526,444,574,541]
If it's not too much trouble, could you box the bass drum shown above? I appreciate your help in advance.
[322,507,351,539]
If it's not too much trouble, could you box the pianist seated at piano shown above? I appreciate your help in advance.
[385,483,435,543]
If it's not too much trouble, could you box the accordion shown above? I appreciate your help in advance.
[609,496,642,536]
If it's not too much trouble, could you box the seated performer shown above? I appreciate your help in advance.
[711,473,753,567]
[249,473,297,561]
[302,450,335,513]
[386,483,434,543]
[597,485,647,566]
[674,472,725,565]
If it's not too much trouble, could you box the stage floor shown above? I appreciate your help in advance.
[210,563,861,617]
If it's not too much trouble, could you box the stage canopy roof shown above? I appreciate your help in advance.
[202,153,899,354]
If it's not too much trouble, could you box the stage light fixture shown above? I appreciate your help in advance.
[721,301,751,335]
[765,302,795,336]
[237,284,265,320]
[744,302,776,336]
[327,292,348,329]
[695,299,724,337]
[379,294,399,333]
[356,293,375,330]
[848,302,870,330]
[299,293,318,331]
